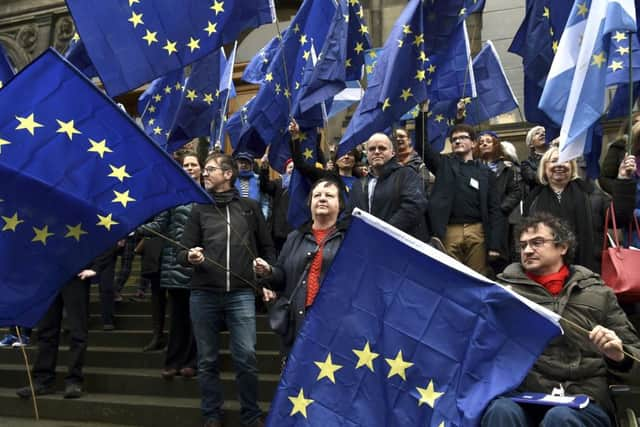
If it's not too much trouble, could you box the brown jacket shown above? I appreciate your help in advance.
[497,263,640,413]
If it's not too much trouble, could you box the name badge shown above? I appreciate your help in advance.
[469,177,479,190]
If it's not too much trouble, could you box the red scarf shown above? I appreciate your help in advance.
[526,265,570,296]
[306,228,331,307]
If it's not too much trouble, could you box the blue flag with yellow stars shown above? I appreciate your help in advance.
[266,209,562,427]
[64,33,98,79]
[170,47,236,147]
[244,0,337,171]
[65,0,275,96]
[226,97,268,156]
[297,0,371,114]
[138,69,187,151]
[242,34,282,85]
[286,128,322,229]
[0,43,14,89]
[338,0,482,157]
[0,49,211,328]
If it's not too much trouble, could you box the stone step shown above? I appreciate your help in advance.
[0,417,131,427]
[89,300,152,315]
[0,364,279,401]
[0,347,282,373]
[87,314,273,332]
[0,387,268,427]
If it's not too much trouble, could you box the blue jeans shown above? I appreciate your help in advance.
[481,397,612,427]
[190,289,260,425]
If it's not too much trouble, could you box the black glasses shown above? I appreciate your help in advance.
[451,135,471,142]
[518,237,557,252]
[203,166,223,174]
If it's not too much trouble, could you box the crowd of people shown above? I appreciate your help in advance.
[3,107,640,427]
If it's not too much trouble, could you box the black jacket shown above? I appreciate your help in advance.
[347,159,429,240]
[177,190,276,292]
[599,138,637,226]
[422,146,503,252]
[266,219,349,351]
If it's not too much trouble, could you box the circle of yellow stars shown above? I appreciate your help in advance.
[142,79,185,141]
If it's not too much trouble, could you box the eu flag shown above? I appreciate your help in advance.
[226,97,267,156]
[65,0,275,96]
[286,129,321,229]
[242,34,281,85]
[267,210,561,427]
[0,43,14,89]
[0,49,211,328]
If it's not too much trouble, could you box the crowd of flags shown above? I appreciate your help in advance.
[0,0,639,423]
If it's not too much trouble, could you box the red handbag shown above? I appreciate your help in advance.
[601,202,640,303]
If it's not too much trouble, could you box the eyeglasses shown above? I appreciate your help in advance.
[203,166,223,174]
[451,135,471,143]
[517,237,557,252]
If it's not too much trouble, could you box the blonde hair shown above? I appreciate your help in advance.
[537,146,579,185]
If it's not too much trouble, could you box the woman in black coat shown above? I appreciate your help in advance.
[253,177,348,358]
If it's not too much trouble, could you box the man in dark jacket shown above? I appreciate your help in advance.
[423,123,502,274]
[348,133,429,240]
[178,153,275,427]
[482,213,640,427]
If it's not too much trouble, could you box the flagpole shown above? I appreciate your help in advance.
[628,31,634,155]
[216,41,238,147]
[273,17,293,117]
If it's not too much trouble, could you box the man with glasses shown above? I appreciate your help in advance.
[178,153,275,427]
[422,123,503,274]
[481,212,640,427]
[348,132,429,240]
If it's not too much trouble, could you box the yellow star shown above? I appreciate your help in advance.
[353,341,379,372]
[56,119,82,141]
[108,164,131,182]
[153,94,162,103]
[613,31,627,43]
[616,45,630,56]
[381,98,391,111]
[300,147,314,160]
[369,50,377,59]
[148,118,155,126]
[552,40,559,53]
[413,33,424,46]
[418,51,428,63]
[609,60,624,72]
[591,51,606,68]
[543,6,550,18]
[385,350,414,381]
[435,114,445,122]
[397,39,404,48]
[15,113,44,136]
[2,212,24,232]
[186,89,198,101]
[71,32,80,43]
[215,89,221,98]
[32,225,54,245]
[64,223,88,242]
[163,86,172,94]
[299,34,308,45]
[0,81,4,89]
[265,72,273,82]
[416,380,444,408]
[203,93,214,105]
[128,11,144,28]
[366,64,374,75]
[402,24,412,35]
[359,24,368,34]
[345,58,352,67]
[163,40,178,56]
[427,78,432,86]
[415,69,426,81]
[274,83,281,95]
[314,354,343,383]
[293,24,300,34]
[459,7,466,16]
[148,105,157,113]
[295,81,300,90]
[175,82,183,90]
[187,37,201,52]
[400,88,412,102]
[88,138,113,158]
[112,190,136,208]
[0,137,11,154]
[142,29,158,46]
[153,126,162,135]
[577,2,588,17]
[204,21,218,36]
[129,0,140,5]
[284,89,291,99]
[211,0,225,15]
[303,50,310,61]
[288,389,313,418]
[427,64,436,74]
[96,213,119,231]
[348,0,359,5]
[550,27,554,37]
[354,42,364,54]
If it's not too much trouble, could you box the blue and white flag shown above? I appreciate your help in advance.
[539,0,637,162]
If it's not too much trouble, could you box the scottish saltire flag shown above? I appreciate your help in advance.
[539,0,637,162]
[338,0,482,157]
[464,41,519,125]
[0,49,211,327]
[244,0,337,171]
[328,81,362,118]
[0,43,14,89]
[64,34,98,79]
[66,0,275,96]
[297,0,371,113]
[170,47,236,147]
[267,209,561,427]
[138,69,186,150]
[242,34,281,85]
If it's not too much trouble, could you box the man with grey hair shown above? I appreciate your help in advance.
[348,133,429,240]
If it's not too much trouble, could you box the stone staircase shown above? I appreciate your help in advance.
[0,260,280,426]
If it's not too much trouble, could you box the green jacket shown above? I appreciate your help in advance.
[497,263,640,413]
